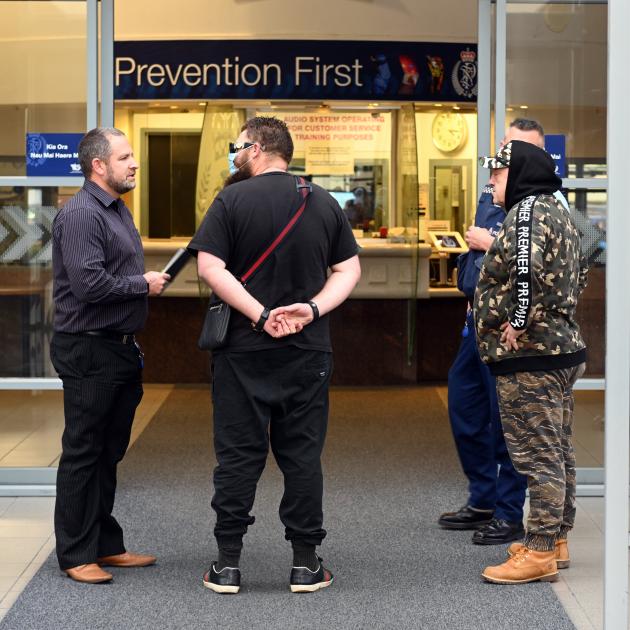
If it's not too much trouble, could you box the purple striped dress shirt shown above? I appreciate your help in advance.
[52,180,148,333]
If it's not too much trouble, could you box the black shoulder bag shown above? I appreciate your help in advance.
[198,176,312,351]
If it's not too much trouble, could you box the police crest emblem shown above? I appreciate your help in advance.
[452,48,478,99]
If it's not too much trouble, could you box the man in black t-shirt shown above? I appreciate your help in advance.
[188,117,360,595]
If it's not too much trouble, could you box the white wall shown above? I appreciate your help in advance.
[0,0,478,107]
[115,0,478,43]
[0,0,608,162]
[0,1,607,111]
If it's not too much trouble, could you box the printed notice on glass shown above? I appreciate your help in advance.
[305,143,354,175]
[26,133,84,177]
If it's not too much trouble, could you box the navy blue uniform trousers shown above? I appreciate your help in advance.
[447,310,527,522]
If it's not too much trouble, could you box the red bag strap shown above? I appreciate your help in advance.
[240,176,311,285]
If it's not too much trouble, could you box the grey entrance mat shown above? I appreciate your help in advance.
[1,386,575,630]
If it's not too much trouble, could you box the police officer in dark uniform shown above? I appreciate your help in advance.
[438,119,546,544]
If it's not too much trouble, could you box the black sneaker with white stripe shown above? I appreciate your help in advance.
[290,558,334,593]
[202,562,240,594]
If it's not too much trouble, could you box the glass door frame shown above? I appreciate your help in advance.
[479,0,607,489]
[0,0,111,494]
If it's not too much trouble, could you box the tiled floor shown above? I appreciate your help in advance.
[0,385,612,627]
[0,496,56,618]
[551,497,608,629]
[0,388,605,469]
[0,385,173,467]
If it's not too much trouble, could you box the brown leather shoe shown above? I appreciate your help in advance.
[65,563,113,584]
[507,539,570,569]
[482,548,558,584]
[97,551,157,568]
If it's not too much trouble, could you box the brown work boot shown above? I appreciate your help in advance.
[507,539,570,569]
[482,547,558,584]
[65,563,113,584]
[97,551,157,568]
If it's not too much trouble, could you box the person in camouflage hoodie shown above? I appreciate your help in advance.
[474,140,588,585]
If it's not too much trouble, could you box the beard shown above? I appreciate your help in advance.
[105,165,136,194]
[222,160,254,188]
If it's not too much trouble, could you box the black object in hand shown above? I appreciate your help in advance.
[161,248,191,280]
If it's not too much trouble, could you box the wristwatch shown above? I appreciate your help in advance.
[307,300,320,321]
[252,307,270,332]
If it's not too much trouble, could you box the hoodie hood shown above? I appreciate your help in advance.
[504,140,561,211]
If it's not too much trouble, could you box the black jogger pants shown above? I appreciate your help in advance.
[211,346,332,548]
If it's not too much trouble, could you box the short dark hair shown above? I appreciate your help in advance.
[78,127,125,177]
[509,118,545,136]
[241,117,294,164]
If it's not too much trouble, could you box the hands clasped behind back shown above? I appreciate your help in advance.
[265,303,314,338]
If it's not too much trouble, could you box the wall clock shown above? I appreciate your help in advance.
[431,112,467,153]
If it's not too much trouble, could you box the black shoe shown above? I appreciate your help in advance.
[202,562,240,594]
[438,505,494,530]
[472,518,525,545]
[290,557,334,593]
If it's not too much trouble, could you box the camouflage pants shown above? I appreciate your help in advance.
[495,363,586,551]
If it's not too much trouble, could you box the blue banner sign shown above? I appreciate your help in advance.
[26,133,84,177]
[544,134,566,178]
[114,40,478,102]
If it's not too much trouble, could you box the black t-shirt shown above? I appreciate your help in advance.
[187,172,359,353]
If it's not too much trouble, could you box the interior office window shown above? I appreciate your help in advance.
[415,109,478,232]
[147,132,200,238]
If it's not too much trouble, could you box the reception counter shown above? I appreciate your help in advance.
[143,238,437,299]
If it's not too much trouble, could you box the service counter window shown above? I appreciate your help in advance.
[266,110,392,234]
[115,102,482,243]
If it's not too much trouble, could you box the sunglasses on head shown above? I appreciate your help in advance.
[229,141,255,153]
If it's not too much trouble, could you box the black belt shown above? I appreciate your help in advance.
[83,330,136,344]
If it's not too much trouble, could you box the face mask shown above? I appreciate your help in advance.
[227,152,239,175]
[227,144,255,175]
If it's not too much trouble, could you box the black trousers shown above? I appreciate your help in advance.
[50,333,143,570]
[211,346,332,548]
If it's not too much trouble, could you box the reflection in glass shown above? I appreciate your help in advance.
[506,2,607,177]
[0,186,79,378]
[573,391,604,467]
[568,189,606,265]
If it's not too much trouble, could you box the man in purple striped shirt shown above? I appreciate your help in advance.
[50,128,169,584]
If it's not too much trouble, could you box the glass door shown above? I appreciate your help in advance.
[482,0,607,488]
[0,0,95,492]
